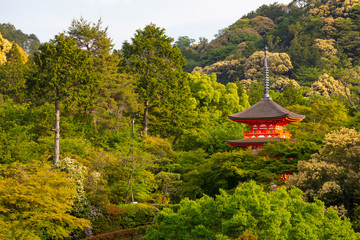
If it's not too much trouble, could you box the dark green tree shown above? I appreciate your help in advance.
[28,34,102,164]
[335,18,360,64]
[67,18,141,134]
[122,23,188,136]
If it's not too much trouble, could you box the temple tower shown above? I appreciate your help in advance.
[226,47,305,154]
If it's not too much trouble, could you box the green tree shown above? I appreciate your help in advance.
[145,181,359,240]
[67,18,141,134]
[122,23,188,135]
[149,73,196,143]
[174,36,195,51]
[332,66,360,112]
[0,42,29,102]
[286,98,349,142]
[67,17,113,72]
[28,34,102,164]
[0,162,90,239]
[179,149,297,198]
[286,127,360,230]
[335,15,360,63]
[155,171,181,204]
[272,82,306,107]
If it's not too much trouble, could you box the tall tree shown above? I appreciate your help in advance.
[28,34,102,164]
[67,18,141,132]
[122,23,187,135]
[67,17,113,72]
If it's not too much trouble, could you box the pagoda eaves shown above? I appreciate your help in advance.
[228,99,305,122]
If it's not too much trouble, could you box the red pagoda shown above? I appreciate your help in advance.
[226,47,305,154]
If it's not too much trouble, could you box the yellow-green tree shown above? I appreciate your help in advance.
[0,162,90,239]
[244,50,293,79]
[271,77,300,92]
[0,33,28,66]
[308,73,349,98]
[286,127,360,230]
[0,37,29,102]
[199,59,245,85]
[0,33,12,65]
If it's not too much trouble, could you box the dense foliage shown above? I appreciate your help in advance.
[145,181,359,240]
[1,0,360,238]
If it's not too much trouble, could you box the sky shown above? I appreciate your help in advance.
[2,0,292,49]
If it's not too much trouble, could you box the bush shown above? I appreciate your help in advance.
[91,203,158,235]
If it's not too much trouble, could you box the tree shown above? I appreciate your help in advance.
[332,66,360,112]
[199,59,245,85]
[286,127,360,230]
[0,33,13,65]
[0,162,90,239]
[244,51,293,79]
[271,82,306,107]
[177,149,300,198]
[243,3,288,23]
[122,23,188,135]
[286,98,349,142]
[155,171,181,204]
[250,16,276,35]
[0,23,40,55]
[67,17,114,71]
[0,39,29,102]
[28,34,102,164]
[308,73,349,98]
[145,181,359,239]
[174,36,195,51]
[68,18,141,133]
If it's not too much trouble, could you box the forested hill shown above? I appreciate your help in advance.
[1,0,360,239]
[0,23,40,55]
[177,0,360,87]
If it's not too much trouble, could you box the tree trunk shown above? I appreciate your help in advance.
[172,132,181,145]
[92,110,98,133]
[143,100,149,135]
[162,181,168,204]
[54,101,60,165]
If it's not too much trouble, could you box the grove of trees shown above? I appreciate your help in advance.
[1,0,360,239]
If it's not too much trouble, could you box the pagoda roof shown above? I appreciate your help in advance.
[228,99,305,121]
[225,138,295,146]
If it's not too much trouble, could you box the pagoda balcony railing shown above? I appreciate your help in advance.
[243,131,291,139]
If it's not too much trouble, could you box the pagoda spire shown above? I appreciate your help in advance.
[261,46,272,100]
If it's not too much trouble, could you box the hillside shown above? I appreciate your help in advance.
[177,0,360,90]
[1,0,360,239]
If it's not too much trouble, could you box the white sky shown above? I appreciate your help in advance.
[1,0,292,49]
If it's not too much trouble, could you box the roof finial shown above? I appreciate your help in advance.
[261,46,272,100]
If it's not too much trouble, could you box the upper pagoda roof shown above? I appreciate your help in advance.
[228,99,305,121]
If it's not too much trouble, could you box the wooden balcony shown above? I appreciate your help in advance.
[243,131,291,139]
